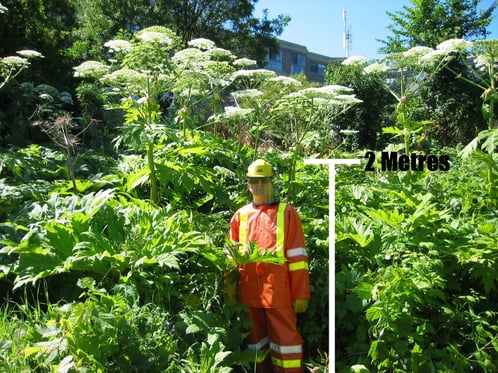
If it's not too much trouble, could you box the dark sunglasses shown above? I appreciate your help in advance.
[248,177,272,185]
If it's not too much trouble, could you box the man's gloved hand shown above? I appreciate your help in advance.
[293,299,309,313]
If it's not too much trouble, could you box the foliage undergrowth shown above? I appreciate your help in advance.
[334,149,498,372]
[1,121,498,373]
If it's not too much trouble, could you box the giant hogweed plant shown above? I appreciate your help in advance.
[434,38,498,203]
[74,28,241,204]
[269,84,362,200]
[359,42,477,154]
[410,38,498,203]
[437,39,498,132]
[1,189,208,292]
[211,71,362,201]
[0,49,43,91]
[208,66,283,153]
[355,38,498,201]
[219,69,359,159]
[74,27,178,203]
[346,48,449,155]
[445,39,498,202]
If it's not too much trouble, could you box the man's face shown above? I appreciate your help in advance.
[247,177,273,199]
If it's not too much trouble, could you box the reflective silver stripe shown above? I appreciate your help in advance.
[270,342,302,354]
[286,247,307,258]
[249,336,269,350]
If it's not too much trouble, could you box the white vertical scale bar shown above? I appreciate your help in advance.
[328,162,337,372]
[303,158,361,372]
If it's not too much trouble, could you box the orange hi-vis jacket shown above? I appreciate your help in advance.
[229,201,310,308]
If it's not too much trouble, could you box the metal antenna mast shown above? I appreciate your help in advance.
[342,9,352,57]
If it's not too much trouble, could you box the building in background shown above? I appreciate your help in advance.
[265,40,343,83]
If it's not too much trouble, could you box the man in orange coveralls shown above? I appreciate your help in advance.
[229,159,310,373]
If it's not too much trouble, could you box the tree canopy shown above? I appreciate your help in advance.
[0,0,78,88]
[379,0,497,54]
[72,0,290,65]
[0,0,288,88]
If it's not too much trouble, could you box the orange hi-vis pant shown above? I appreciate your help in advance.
[248,307,304,373]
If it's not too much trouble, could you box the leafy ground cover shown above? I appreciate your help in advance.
[334,149,498,372]
[1,137,497,372]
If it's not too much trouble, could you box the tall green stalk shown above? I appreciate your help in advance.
[144,78,159,204]
[147,141,158,203]
[449,39,498,202]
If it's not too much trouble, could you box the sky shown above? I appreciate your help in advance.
[253,0,498,60]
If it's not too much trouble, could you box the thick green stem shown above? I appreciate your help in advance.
[397,101,411,154]
[62,126,78,194]
[253,123,260,154]
[66,149,78,194]
[488,97,495,130]
[147,142,159,203]
[488,167,493,199]
[287,159,295,203]
[144,79,159,203]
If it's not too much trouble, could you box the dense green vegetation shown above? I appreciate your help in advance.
[379,0,496,54]
[1,1,497,371]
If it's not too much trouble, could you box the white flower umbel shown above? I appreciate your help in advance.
[16,50,43,59]
[39,93,54,101]
[172,48,208,66]
[222,106,254,120]
[100,68,147,92]
[297,85,355,99]
[73,61,110,78]
[342,55,368,66]
[233,58,257,68]
[436,38,472,54]
[1,51,44,89]
[270,76,302,87]
[333,94,363,105]
[137,31,172,45]
[475,54,497,71]
[363,62,388,75]
[188,38,216,51]
[104,40,132,53]
[231,69,277,80]
[419,49,449,67]
[231,89,263,100]
[278,85,361,113]
[208,48,235,61]
[2,56,29,67]
[403,46,438,68]
[403,46,434,59]
[310,97,345,108]
[473,39,498,71]
[340,129,359,136]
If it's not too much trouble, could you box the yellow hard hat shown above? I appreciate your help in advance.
[246,159,274,178]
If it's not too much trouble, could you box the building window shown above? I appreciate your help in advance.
[310,62,326,75]
[291,53,305,74]
[268,50,284,71]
